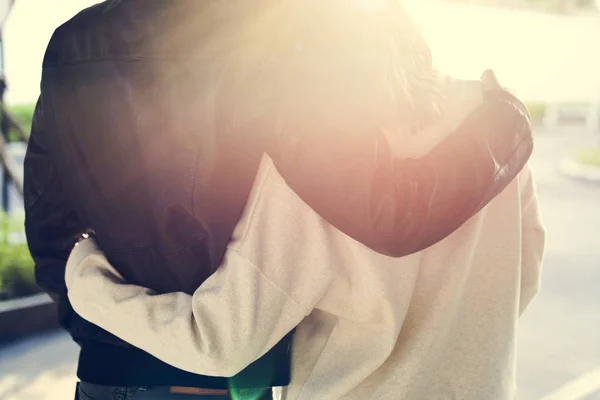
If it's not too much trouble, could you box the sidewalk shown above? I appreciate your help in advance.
[0,330,78,400]
[560,155,600,183]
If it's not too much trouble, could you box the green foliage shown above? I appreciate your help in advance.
[575,148,600,167]
[452,0,597,12]
[10,104,35,130]
[575,0,595,7]
[522,0,596,12]
[0,213,39,301]
[5,103,35,141]
[0,105,39,300]
[525,102,546,125]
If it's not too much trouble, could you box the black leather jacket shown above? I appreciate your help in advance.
[24,0,532,389]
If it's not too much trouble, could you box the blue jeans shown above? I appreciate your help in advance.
[77,382,273,400]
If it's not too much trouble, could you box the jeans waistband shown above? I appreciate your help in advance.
[78,382,273,399]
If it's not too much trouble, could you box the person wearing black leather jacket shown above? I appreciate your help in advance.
[23,1,532,398]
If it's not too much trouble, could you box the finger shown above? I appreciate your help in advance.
[481,69,500,91]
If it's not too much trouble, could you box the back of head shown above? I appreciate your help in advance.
[174,0,450,143]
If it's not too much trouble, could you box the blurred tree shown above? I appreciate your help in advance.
[448,0,596,12]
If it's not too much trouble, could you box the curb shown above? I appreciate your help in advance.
[560,157,600,184]
[0,293,60,342]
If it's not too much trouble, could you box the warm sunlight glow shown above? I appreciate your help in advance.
[404,0,600,102]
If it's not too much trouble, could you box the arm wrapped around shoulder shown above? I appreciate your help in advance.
[268,92,533,257]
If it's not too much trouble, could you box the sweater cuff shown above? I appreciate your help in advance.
[65,238,101,290]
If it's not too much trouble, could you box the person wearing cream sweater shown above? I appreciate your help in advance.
[64,76,545,399]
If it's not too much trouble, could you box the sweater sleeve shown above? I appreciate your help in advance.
[517,164,546,315]
[65,157,336,376]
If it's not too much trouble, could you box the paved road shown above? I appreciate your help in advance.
[0,330,78,400]
[1,128,599,400]
[516,128,600,400]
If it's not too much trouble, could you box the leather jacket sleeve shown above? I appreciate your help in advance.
[267,91,533,257]
[24,97,85,328]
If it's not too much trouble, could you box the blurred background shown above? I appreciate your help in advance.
[0,1,598,399]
